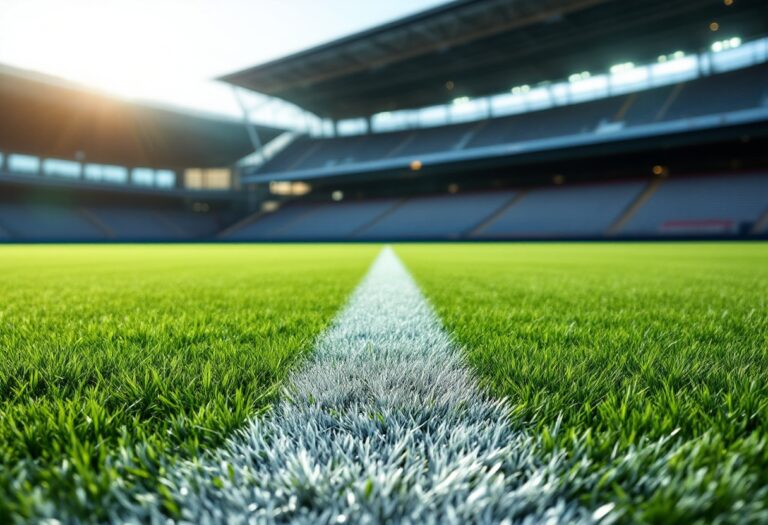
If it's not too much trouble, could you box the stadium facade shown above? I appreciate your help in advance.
[1,0,767,242]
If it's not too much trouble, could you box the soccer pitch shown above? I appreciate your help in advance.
[1,243,766,523]
[399,243,768,523]
[0,245,378,520]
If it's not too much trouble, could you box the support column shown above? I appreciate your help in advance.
[232,87,265,164]
[303,111,314,135]
[75,150,86,180]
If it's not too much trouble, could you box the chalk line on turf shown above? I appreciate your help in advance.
[113,246,595,524]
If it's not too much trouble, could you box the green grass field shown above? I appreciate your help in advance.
[1,243,767,523]
[399,243,768,523]
[0,244,378,520]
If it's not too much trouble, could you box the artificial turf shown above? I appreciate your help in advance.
[0,244,378,521]
[398,242,768,524]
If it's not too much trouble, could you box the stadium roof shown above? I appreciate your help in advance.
[220,0,768,119]
[0,64,283,168]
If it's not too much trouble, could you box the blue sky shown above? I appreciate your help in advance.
[0,0,450,118]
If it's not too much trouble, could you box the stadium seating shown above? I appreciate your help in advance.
[0,201,224,241]
[157,210,221,238]
[359,191,516,240]
[2,62,767,243]
[291,136,367,170]
[279,199,400,239]
[0,204,106,240]
[474,181,644,238]
[335,131,413,164]
[394,122,478,158]
[224,203,321,240]
[467,98,625,149]
[620,85,679,126]
[222,173,768,241]
[258,139,317,172]
[259,125,479,173]
[662,65,768,121]
[621,173,768,235]
[84,208,202,240]
[254,63,768,177]
[225,192,522,241]
[1,171,766,241]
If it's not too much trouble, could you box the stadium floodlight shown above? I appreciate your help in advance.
[568,71,591,82]
[511,85,530,94]
[260,201,280,213]
[711,37,742,53]
[610,65,649,86]
[270,181,310,196]
[610,62,635,74]
[568,74,608,97]
[452,96,470,105]
[270,181,289,195]
[331,190,344,201]
[657,50,687,64]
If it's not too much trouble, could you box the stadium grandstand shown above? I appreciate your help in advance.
[1,0,767,242]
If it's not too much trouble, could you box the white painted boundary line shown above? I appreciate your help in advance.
[114,247,594,524]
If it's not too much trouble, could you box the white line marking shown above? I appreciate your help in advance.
[114,247,593,524]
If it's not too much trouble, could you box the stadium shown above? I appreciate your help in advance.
[0,0,767,523]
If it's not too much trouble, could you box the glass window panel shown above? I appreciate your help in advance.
[9,154,40,174]
[155,170,176,188]
[185,169,204,189]
[43,158,80,178]
[132,168,154,186]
